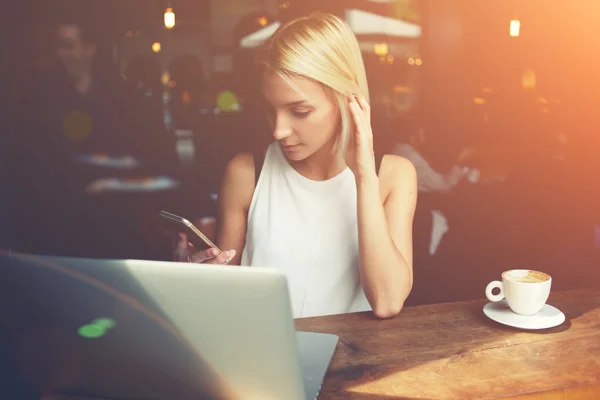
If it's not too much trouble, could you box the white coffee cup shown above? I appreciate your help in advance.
[485,269,552,315]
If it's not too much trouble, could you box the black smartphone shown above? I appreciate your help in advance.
[159,210,220,252]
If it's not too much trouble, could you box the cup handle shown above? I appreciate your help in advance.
[485,281,504,302]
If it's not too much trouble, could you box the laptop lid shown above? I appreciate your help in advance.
[0,252,238,399]
[0,253,306,400]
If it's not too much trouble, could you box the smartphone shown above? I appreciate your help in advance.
[159,210,221,252]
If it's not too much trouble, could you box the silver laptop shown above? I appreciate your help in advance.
[0,253,338,399]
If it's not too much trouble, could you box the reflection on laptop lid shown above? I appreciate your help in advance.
[0,253,338,399]
[0,253,237,399]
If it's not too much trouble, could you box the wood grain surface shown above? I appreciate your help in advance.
[295,289,600,399]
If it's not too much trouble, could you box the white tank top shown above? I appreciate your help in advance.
[241,142,371,318]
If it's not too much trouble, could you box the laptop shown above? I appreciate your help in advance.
[0,253,338,400]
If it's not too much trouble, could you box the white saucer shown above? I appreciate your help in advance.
[483,300,565,330]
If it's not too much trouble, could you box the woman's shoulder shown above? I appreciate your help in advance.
[224,152,255,184]
[379,154,416,177]
[219,152,257,213]
[378,154,417,197]
[224,143,273,188]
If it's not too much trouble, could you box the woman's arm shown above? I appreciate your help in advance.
[214,153,256,266]
[347,96,417,318]
[180,153,254,265]
[357,155,417,319]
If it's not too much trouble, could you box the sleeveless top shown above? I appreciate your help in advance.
[240,142,381,318]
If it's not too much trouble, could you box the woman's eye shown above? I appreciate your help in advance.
[292,110,312,119]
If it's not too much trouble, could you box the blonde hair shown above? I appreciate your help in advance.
[256,12,369,155]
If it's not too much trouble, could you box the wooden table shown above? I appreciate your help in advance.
[296,289,600,399]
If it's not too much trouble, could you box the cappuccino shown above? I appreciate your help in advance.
[486,269,552,315]
[505,270,550,284]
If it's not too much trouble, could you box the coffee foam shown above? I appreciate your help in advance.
[503,269,550,283]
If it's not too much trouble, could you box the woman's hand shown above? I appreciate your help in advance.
[346,95,377,181]
[175,233,236,264]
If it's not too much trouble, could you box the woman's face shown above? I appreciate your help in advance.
[262,71,340,161]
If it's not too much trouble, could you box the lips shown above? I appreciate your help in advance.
[281,144,300,151]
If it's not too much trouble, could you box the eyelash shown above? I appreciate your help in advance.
[264,108,312,120]
[292,110,312,119]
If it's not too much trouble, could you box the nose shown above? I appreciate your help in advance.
[272,114,292,141]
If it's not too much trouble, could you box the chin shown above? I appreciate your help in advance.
[282,150,308,162]
[280,144,309,161]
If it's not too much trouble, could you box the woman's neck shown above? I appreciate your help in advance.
[287,139,347,181]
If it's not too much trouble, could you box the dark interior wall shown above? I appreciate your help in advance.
[1,1,118,110]
[419,0,600,151]
[0,1,25,248]
[1,1,28,112]
[421,0,600,111]
[5,0,599,131]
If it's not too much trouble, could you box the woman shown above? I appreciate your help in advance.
[177,12,417,319]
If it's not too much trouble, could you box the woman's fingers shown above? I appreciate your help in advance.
[176,232,237,265]
[188,248,236,265]
[349,98,363,131]
[356,95,370,113]
[349,95,371,131]
[175,232,195,261]
[188,247,221,263]
[205,249,237,265]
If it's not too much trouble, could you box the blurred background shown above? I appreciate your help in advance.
[1,0,599,305]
